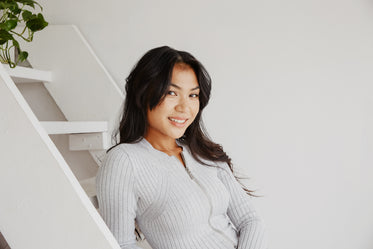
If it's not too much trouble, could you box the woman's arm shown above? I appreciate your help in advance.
[96,146,141,249]
[217,163,268,249]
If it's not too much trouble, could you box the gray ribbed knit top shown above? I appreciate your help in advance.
[96,138,267,249]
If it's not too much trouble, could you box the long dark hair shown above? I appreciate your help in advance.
[110,46,254,194]
[109,45,256,240]
[115,46,232,161]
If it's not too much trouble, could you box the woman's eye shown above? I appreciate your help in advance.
[190,93,199,98]
[168,91,176,96]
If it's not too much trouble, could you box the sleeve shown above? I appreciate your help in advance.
[96,147,141,249]
[217,163,268,249]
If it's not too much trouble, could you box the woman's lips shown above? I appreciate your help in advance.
[168,117,188,127]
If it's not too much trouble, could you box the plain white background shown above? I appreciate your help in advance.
[36,0,373,248]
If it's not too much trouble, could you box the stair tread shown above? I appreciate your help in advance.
[5,66,52,83]
[79,176,96,198]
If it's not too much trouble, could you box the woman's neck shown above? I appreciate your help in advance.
[144,133,182,157]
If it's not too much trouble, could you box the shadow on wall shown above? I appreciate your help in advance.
[0,232,10,249]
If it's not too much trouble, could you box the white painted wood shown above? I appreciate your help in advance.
[40,121,108,134]
[0,64,121,249]
[19,25,124,134]
[79,177,98,209]
[19,24,124,167]
[79,176,97,198]
[4,66,52,83]
[69,132,110,150]
[89,149,108,168]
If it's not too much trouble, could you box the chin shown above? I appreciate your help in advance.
[168,130,186,140]
[170,133,185,140]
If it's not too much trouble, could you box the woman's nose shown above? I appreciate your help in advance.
[175,97,188,112]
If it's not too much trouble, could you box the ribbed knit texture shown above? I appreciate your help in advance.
[96,138,267,249]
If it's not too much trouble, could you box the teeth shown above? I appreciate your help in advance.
[170,118,186,124]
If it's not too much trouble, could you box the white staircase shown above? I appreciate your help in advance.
[0,25,125,249]
[5,66,53,83]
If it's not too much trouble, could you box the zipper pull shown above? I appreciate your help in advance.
[185,166,194,179]
[180,152,194,179]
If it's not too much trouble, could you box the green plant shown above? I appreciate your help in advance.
[0,0,48,68]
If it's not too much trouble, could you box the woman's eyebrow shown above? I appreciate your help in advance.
[170,83,200,91]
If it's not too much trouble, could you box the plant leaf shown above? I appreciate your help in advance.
[26,13,48,32]
[3,19,18,31]
[7,12,18,19]
[0,2,8,10]
[8,2,21,14]
[1,0,47,67]
[12,38,20,48]
[18,51,28,61]
[22,10,33,21]
[17,0,37,9]
[0,30,13,45]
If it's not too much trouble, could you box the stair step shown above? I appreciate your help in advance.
[79,177,98,209]
[79,177,97,198]
[5,66,52,83]
[69,132,110,150]
[40,121,108,134]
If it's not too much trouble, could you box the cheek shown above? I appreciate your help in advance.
[147,106,165,125]
[191,101,200,118]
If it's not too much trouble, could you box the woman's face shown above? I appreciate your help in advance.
[146,63,200,141]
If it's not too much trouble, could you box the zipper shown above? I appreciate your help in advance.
[180,152,236,247]
[181,152,194,179]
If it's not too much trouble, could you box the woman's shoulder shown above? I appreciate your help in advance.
[104,138,157,167]
[107,139,149,157]
[99,140,150,176]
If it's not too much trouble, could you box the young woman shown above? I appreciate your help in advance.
[96,46,267,249]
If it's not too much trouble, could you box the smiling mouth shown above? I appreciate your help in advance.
[168,117,187,124]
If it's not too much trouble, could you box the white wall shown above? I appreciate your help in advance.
[35,0,373,248]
